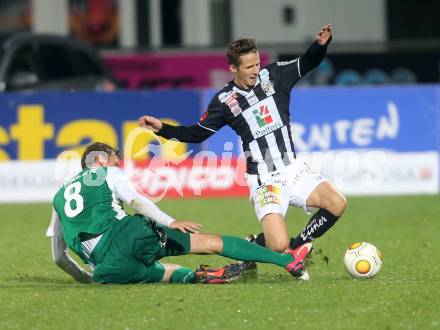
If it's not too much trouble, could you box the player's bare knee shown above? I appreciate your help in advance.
[328,193,347,216]
[266,238,289,252]
[201,234,223,254]
[210,235,223,254]
[191,234,222,254]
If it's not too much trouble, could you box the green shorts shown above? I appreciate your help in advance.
[91,215,191,284]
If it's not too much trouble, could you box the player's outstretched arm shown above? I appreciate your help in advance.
[138,115,163,133]
[130,196,202,233]
[108,167,202,232]
[48,210,93,283]
[138,115,215,143]
[299,23,332,76]
[51,236,93,283]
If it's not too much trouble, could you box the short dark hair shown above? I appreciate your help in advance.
[227,38,258,67]
[81,142,119,169]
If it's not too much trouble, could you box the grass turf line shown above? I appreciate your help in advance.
[0,196,439,329]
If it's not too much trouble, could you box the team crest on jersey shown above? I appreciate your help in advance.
[261,80,275,96]
[219,91,242,116]
[252,105,273,127]
[256,184,281,207]
[259,68,275,96]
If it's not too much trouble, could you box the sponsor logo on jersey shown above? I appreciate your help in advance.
[254,122,284,138]
[253,104,273,127]
[256,184,281,207]
[245,96,284,138]
[259,69,270,81]
[252,104,284,138]
[230,106,242,117]
[218,91,232,102]
[246,91,259,106]
[261,80,275,96]
[219,91,242,116]
[258,69,275,96]
[277,59,298,66]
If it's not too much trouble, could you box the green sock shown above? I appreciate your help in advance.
[221,236,293,268]
[170,267,196,283]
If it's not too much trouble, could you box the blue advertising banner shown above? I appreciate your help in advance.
[0,86,439,161]
[202,86,440,154]
[0,91,201,160]
[291,86,439,152]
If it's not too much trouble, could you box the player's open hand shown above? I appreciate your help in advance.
[169,221,203,233]
[316,24,332,45]
[138,115,163,133]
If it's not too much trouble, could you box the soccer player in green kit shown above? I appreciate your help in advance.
[48,142,312,284]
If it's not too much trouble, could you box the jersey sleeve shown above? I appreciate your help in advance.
[46,207,60,237]
[158,123,214,143]
[271,40,329,90]
[48,208,93,283]
[106,167,138,203]
[197,97,228,133]
[271,58,302,88]
[106,167,175,226]
[298,41,329,78]
[157,96,227,143]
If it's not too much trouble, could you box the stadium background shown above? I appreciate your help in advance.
[0,1,439,329]
[0,0,439,202]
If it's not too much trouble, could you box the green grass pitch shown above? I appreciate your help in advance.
[1,195,439,329]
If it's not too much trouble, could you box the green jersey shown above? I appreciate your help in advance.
[53,166,128,263]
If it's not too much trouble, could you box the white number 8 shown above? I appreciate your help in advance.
[64,182,84,217]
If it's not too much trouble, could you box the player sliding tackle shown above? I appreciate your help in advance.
[48,142,312,284]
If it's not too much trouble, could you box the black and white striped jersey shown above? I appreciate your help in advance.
[158,41,329,175]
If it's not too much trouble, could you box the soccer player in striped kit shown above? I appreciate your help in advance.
[139,24,347,280]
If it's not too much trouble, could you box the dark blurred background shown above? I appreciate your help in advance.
[0,0,439,90]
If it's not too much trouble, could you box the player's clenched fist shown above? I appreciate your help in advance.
[138,115,163,133]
